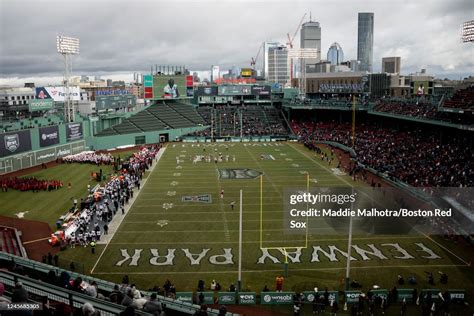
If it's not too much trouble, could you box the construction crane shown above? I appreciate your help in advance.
[287,13,307,85]
[286,13,307,49]
[250,44,263,69]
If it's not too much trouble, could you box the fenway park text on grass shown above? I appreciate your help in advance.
[289,208,452,218]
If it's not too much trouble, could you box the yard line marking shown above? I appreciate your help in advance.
[418,232,471,265]
[124,219,290,223]
[92,264,468,275]
[107,235,430,245]
[114,228,337,233]
[132,210,282,214]
[90,146,167,273]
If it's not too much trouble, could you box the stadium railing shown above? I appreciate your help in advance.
[0,252,238,315]
[0,269,151,316]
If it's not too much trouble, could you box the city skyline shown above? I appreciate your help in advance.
[1,0,473,86]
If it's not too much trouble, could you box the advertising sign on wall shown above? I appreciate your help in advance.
[39,125,60,147]
[66,122,83,142]
[218,292,236,305]
[28,99,54,112]
[251,85,271,96]
[196,86,218,96]
[0,130,32,158]
[36,86,81,102]
[237,293,257,305]
[218,85,251,96]
[260,292,294,305]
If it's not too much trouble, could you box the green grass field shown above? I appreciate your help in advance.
[1,143,473,311]
[82,142,473,297]
[0,150,136,227]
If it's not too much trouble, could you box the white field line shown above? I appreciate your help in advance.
[107,235,425,245]
[92,264,468,275]
[90,146,167,273]
[114,228,336,233]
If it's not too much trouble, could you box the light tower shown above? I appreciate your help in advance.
[57,35,80,122]
[462,20,474,42]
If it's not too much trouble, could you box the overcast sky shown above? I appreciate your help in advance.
[1,0,473,86]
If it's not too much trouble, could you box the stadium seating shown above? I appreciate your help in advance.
[168,102,206,125]
[0,252,235,316]
[96,102,205,136]
[292,120,474,188]
[373,98,474,125]
[191,105,288,137]
[0,226,27,258]
[443,86,474,111]
[1,115,64,132]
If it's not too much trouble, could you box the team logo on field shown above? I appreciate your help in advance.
[5,134,19,152]
[182,194,212,203]
[218,168,263,180]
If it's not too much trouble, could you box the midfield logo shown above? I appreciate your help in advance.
[218,168,263,180]
[182,194,212,203]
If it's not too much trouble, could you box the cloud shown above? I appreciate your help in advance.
[0,0,472,84]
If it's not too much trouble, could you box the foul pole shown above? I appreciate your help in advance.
[238,189,243,291]
[345,95,357,291]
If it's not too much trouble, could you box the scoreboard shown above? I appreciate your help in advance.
[144,75,193,100]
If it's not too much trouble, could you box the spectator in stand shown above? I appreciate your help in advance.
[194,305,208,316]
[275,275,284,292]
[11,282,29,303]
[0,282,10,309]
[85,281,98,298]
[82,302,100,316]
[109,284,124,304]
[143,293,162,315]
[121,289,134,307]
[291,120,473,188]
[119,306,136,316]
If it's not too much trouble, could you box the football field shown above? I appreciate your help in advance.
[90,142,472,293]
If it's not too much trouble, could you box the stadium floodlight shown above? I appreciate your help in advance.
[57,35,80,54]
[57,34,80,123]
[461,20,474,43]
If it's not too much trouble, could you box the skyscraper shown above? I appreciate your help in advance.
[327,42,344,65]
[268,45,289,86]
[357,12,374,72]
[211,65,220,83]
[263,41,280,80]
[300,21,321,63]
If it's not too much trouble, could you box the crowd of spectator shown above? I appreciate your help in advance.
[373,99,474,125]
[443,85,474,110]
[0,177,62,192]
[61,152,114,165]
[374,99,438,119]
[291,120,473,188]
[192,105,288,137]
